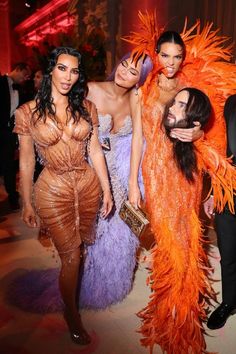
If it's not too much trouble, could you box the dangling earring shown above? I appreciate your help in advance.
[135,84,139,95]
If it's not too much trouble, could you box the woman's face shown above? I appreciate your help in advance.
[114,58,141,89]
[51,54,79,95]
[158,42,184,78]
[166,90,189,127]
[34,70,43,90]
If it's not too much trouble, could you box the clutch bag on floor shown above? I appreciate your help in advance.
[119,200,149,237]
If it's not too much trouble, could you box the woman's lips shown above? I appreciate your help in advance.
[162,67,176,77]
[61,83,71,90]
[166,67,175,74]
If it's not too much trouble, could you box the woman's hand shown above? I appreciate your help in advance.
[170,122,203,142]
[203,196,215,219]
[101,190,113,218]
[128,183,141,209]
[22,204,38,227]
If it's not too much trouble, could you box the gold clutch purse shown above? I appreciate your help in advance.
[119,200,149,237]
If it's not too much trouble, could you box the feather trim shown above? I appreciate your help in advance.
[122,10,162,62]
[122,11,163,99]
[125,11,236,154]
[195,139,236,214]
[138,211,216,354]
[180,20,236,155]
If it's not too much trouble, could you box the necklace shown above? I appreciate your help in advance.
[157,75,178,92]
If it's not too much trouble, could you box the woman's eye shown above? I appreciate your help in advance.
[121,61,128,68]
[176,55,182,60]
[129,70,138,76]
[57,65,65,71]
[161,54,168,58]
[71,69,79,75]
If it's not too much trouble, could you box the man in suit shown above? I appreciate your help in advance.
[204,94,236,329]
[0,62,31,210]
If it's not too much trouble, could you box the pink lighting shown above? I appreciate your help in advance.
[15,0,70,31]
[15,0,75,47]
[21,13,74,46]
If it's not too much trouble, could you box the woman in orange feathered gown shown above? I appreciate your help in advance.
[127,12,236,354]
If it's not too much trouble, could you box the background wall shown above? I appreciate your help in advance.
[0,0,11,73]
[119,0,236,61]
[0,0,235,75]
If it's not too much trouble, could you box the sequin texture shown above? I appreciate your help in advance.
[14,101,102,252]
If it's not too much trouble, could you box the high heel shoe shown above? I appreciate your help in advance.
[70,331,91,345]
[64,310,91,345]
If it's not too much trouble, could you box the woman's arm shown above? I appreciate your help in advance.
[89,126,113,218]
[18,134,38,227]
[203,195,214,219]
[128,89,143,208]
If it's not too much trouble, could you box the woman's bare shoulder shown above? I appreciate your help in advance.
[25,100,36,110]
[18,100,36,113]
[88,81,112,93]
[87,81,113,102]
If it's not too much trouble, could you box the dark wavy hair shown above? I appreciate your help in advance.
[156,31,186,61]
[163,87,212,182]
[33,47,90,125]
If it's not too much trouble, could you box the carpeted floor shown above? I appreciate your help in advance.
[0,178,236,354]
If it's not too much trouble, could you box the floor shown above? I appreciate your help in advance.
[0,179,236,354]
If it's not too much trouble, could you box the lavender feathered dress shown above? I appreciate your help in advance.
[79,114,139,309]
[7,114,140,312]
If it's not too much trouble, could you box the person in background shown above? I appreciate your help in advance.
[33,69,43,92]
[204,94,236,330]
[0,62,31,210]
[32,69,44,182]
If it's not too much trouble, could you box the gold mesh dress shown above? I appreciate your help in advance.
[14,100,102,254]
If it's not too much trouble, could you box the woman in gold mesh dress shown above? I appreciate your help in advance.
[14,47,113,345]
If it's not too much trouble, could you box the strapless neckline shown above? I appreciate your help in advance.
[98,113,132,136]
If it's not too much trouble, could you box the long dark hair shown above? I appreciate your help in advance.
[163,87,211,182]
[156,31,186,61]
[33,47,90,125]
[224,94,236,159]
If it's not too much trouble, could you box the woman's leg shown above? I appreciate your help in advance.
[59,247,90,344]
[33,168,101,344]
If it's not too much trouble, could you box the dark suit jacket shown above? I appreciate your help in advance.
[0,75,26,131]
[223,94,236,208]
[224,94,236,165]
[0,75,12,130]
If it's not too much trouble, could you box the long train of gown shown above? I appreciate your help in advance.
[7,114,140,312]
[79,114,139,309]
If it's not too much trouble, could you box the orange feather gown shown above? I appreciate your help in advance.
[125,11,236,354]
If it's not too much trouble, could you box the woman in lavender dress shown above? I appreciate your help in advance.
[79,54,152,309]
